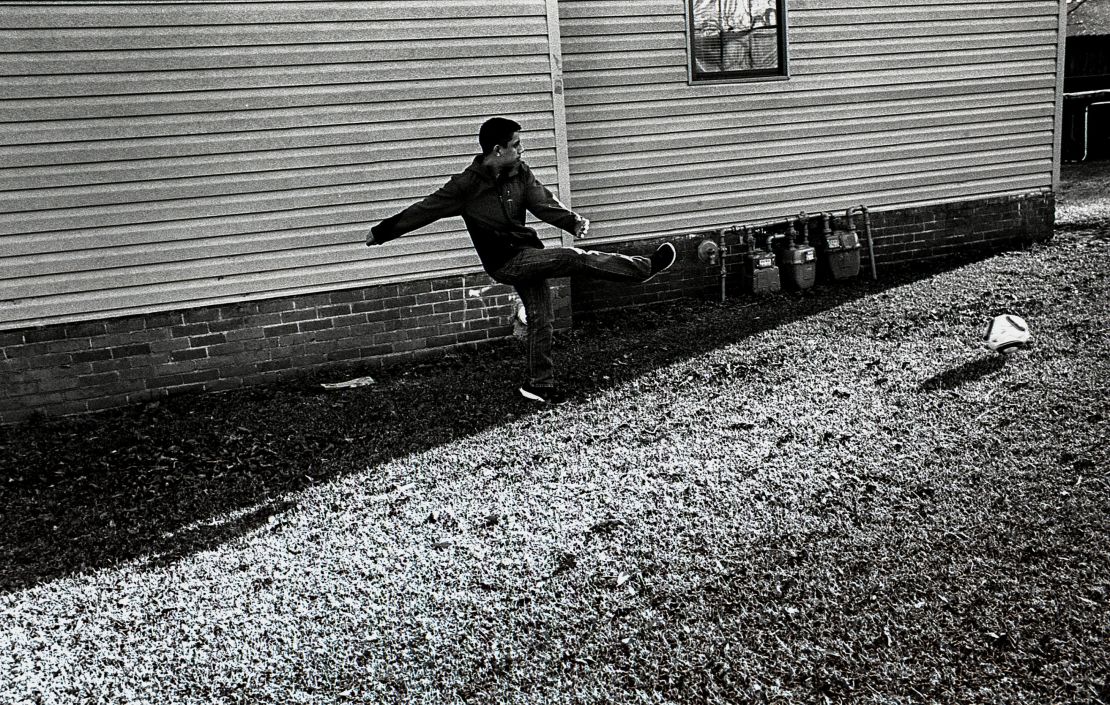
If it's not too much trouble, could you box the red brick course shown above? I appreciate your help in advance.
[0,272,549,423]
[572,191,1054,316]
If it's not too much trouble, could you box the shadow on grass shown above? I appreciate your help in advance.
[918,354,1008,392]
[0,255,998,592]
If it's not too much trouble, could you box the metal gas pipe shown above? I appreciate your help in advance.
[859,205,877,281]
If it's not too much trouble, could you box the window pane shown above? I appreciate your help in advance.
[690,0,784,80]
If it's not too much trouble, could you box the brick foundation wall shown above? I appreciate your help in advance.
[1,191,1053,423]
[571,233,724,315]
[573,191,1055,315]
[867,191,1054,267]
[0,274,570,424]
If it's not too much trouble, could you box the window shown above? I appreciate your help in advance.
[688,0,788,82]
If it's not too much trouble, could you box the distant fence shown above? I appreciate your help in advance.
[1063,35,1110,162]
[1065,35,1110,93]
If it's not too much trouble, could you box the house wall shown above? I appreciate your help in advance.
[0,1,569,330]
[0,0,1066,422]
[558,0,1060,241]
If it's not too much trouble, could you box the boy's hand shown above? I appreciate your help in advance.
[367,224,385,246]
[573,216,590,239]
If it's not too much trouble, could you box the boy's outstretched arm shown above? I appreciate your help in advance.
[522,172,589,239]
[367,175,468,246]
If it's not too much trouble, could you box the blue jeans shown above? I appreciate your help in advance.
[491,247,653,388]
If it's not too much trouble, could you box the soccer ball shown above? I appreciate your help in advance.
[983,314,1031,354]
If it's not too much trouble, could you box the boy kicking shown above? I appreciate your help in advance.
[367,117,676,404]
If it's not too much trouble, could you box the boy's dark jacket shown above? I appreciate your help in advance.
[369,156,578,274]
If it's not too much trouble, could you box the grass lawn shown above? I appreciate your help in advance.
[2,174,1109,704]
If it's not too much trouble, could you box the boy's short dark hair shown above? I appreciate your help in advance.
[478,117,522,155]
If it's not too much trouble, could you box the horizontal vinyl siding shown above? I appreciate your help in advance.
[558,0,1060,241]
[0,1,561,328]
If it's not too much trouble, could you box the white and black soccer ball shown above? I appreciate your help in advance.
[983,314,1031,354]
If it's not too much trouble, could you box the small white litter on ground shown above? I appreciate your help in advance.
[320,375,376,390]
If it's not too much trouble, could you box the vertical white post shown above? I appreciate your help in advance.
[544,0,574,247]
[1053,0,1068,192]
